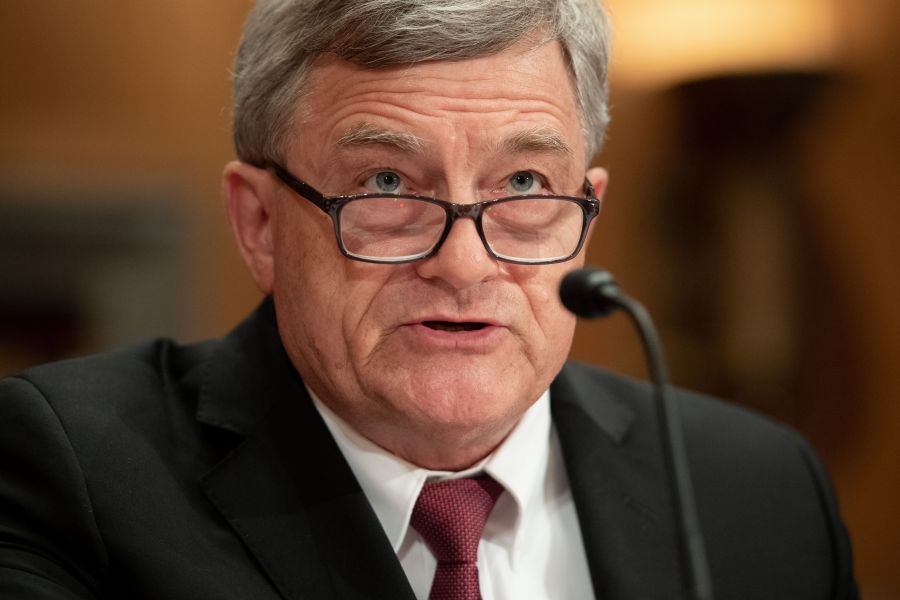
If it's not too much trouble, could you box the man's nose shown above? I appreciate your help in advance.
[415,216,499,289]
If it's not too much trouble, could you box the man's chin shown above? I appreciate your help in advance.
[389,374,537,432]
[386,398,527,470]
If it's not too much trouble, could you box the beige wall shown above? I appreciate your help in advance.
[0,2,257,340]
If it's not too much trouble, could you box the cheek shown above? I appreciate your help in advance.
[512,267,578,365]
[272,216,401,364]
[512,265,574,328]
[271,208,349,349]
[536,287,577,344]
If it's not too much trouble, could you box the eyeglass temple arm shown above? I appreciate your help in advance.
[583,178,601,218]
[268,163,329,211]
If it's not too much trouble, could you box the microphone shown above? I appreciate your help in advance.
[560,267,714,600]
[559,267,622,318]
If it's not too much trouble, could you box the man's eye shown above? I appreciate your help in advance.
[506,171,542,194]
[366,171,403,194]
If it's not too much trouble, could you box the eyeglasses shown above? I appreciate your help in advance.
[268,163,600,265]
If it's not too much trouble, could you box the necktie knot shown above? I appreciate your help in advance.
[411,474,504,599]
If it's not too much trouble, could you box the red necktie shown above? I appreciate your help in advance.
[410,475,504,600]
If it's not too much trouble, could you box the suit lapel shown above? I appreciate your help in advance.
[196,299,416,600]
[551,364,682,600]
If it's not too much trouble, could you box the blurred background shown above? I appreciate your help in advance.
[1,0,898,596]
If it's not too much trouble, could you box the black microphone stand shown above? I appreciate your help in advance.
[561,269,714,600]
[615,293,713,600]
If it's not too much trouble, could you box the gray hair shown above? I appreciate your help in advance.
[232,0,611,167]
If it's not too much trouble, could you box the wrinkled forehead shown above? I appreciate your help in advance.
[286,39,586,165]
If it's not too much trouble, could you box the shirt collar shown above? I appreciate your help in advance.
[310,387,552,560]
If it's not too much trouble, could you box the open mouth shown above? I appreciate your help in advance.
[422,320,488,332]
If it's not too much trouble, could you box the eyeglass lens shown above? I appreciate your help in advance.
[338,196,585,262]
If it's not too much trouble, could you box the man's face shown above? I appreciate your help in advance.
[232,39,606,469]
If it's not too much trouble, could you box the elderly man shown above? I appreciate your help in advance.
[0,1,856,599]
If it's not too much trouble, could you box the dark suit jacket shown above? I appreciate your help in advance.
[0,299,857,599]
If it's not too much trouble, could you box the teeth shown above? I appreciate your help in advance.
[423,321,487,332]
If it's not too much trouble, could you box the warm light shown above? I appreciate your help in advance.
[606,0,840,87]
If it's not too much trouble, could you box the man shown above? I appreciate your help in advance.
[0,1,856,598]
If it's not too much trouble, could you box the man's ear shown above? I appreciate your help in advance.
[223,161,277,294]
[584,165,609,240]
[586,166,609,204]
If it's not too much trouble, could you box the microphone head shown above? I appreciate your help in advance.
[559,267,622,318]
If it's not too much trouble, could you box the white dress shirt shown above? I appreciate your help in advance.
[311,389,594,600]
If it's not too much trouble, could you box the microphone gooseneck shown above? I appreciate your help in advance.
[560,266,714,600]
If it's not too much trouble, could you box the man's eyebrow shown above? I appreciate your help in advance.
[334,123,426,153]
[493,128,574,158]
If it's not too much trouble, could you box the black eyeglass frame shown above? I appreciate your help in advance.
[268,162,600,265]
